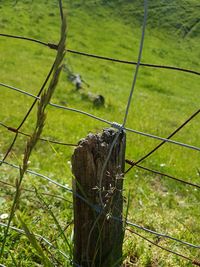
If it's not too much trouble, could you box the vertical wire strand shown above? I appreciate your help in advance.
[58,0,64,21]
[98,0,148,207]
[122,0,148,127]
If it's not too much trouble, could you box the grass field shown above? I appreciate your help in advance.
[0,0,200,266]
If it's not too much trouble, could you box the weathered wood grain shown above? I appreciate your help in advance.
[72,128,126,267]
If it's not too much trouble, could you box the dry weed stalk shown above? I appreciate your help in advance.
[0,15,67,258]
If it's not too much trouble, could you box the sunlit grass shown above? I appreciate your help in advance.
[0,0,200,266]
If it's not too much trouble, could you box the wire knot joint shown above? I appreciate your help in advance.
[111,122,124,131]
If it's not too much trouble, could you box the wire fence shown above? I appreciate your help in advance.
[1,81,200,152]
[1,158,200,251]
[0,0,200,266]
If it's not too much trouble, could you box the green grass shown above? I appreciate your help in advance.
[0,0,200,266]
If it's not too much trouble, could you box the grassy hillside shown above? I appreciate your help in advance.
[122,0,199,34]
[0,0,200,266]
[71,0,200,38]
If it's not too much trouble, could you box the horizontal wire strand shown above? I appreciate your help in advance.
[0,33,200,76]
[126,228,200,266]
[125,126,200,152]
[125,159,200,189]
[125,108,200,173]
[0,179,72,204]
[1,117,199,190]
[1,82,200,153]
[0,82,111,126]
[0,222,82,267]
[67,49,200,76]
[0,121,77,147]
[0,58,57,169]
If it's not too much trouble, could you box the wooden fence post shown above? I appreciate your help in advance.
[72,128,126,267]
